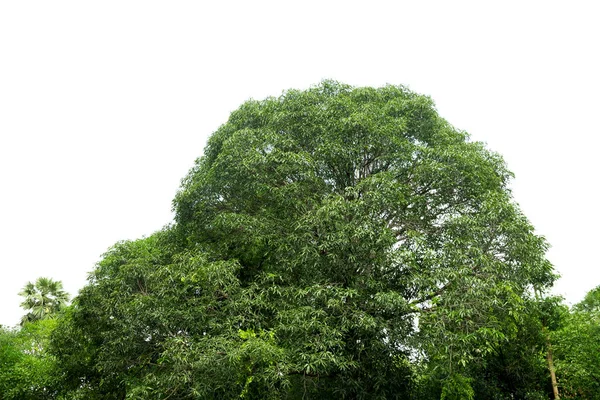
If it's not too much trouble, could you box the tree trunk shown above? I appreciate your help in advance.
[546,335,560,399]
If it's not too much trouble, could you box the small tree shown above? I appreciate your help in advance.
[553,285,600,398]
[0,319,62,399]
[19,277,69,325]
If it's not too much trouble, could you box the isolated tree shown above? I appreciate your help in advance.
[53,81,555,398]
[19,277,69,325]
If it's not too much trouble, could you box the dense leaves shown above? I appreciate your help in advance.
[2,81,569,398]
[0,319,61,399]
[171,81,555,397]
[553,286,600,398]
[19,277,69,326]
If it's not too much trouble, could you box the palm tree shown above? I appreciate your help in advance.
[19,277,70,325]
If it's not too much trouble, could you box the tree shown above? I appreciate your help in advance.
[19,277,70,325]
[0,279,70,399]
[53,81,555,398]
[572,284,600,313]
[0,319,62,399]
[552,285,600,398]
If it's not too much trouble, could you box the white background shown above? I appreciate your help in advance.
[1,1,598,327]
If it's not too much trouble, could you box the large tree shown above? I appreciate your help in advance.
[53,81,555,399]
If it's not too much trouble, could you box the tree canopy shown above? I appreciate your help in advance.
[1,304,63,399]
[19,277,69,326]
[552,285,600,398]
[3,81,566,399]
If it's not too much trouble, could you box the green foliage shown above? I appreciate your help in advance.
[468,297,558,399]
[553,285,600,398]
[441,374,474,400]
[0,319,62,399]
[0,278,70,399]
[573,284,600,313]
[19,277,69,325]
[45,81,556,398]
